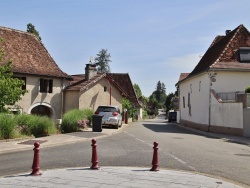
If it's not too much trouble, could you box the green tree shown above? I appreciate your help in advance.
[94,49,111,73]
[155,81,161,102]
[133,83,142,98]
[0,38,27,112]
[122,98,138,120]
[27,23,41,40]
[165,92,175,112]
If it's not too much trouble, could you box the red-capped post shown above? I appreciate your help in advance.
[150,142,159,171]
[90,139,99,169]
[31,142,42,175]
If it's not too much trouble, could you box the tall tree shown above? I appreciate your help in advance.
[133,83,142,98]
[148,81,167,112]
[27,23,41,40]
[155,81,162,102]
[0,38,27,112]
[94,49,111,73]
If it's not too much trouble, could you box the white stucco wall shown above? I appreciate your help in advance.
[179,70,249,130]
[13,75,67,119]
[63,90,79,112]
[179,72,210,125]
[211,71,250,92]
[79,78,122,112]
[211,94,243,129]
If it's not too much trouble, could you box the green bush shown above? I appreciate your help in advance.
[0,113,17,139]
[14,114,32,135]
[15,114,57,137]
[245,86,250,93]
[61,109,94,133]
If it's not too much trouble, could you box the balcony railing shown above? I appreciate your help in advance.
[216,91,250,108]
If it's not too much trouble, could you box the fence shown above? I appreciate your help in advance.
[216,92,250,108]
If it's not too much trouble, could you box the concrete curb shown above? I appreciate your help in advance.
[174,123,250,146]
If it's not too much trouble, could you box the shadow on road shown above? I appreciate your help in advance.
[142,123,193,134]
[142,123,219,140]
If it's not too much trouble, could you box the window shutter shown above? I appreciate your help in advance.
[48,80,53,93]
[39,79,43,92]
[44,79,48,92]
[21,77,26,90]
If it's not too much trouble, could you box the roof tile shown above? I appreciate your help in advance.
[0,26,71,79]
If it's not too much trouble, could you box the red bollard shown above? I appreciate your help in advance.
[30,142,42,175]
[90,139,99,170]
[150,142,159,171]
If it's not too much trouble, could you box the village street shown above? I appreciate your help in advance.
[0,113,250,187]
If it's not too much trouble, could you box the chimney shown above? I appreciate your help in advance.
[225,30,231,35]
[85,64,97,81]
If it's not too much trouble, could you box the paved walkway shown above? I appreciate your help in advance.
[0,123,249,188]
[0,167,243,188]
[0,125,125,154]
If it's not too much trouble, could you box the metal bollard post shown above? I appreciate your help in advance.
[30,142,42,175]
[150,142,159,171]
[90,139,99,169]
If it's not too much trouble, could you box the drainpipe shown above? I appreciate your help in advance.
[208,70,216,132]
[208,77,211,132]
[109,81,112,105]
[61,79,65,119]
[107,78,113,105]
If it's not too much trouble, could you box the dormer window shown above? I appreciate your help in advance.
[239,47,250,62]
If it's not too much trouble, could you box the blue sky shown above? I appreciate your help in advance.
[1,0,250,97]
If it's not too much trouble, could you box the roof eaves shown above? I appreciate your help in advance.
[80,73,106,91]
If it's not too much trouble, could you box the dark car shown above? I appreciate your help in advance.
[168,111,177,123]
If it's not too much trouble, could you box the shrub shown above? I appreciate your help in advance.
[81,109,94,125]
[245,86,250,93]
[0,113,16,139]
[27,115,57,137]
[14,114,32,135]
[15,114,57,137]
[61,109,94,133]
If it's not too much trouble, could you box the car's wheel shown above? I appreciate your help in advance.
[115,124,119,129]
[119,121,122,127]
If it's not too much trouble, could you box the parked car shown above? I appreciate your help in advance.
[94,105,122,129]
[168,111,177,123]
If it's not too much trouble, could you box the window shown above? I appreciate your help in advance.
[190,84,192,93]
[183,96,185,108]
[104,86,107,92]
[199,81,201,92]
[14,77,26,90]
[39,79,53,93]
[188,93,191,116]
[239,47,250,62]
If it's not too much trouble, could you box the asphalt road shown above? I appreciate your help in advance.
[0,113,250,187]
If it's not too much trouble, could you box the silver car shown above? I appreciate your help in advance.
[94,106,122,129]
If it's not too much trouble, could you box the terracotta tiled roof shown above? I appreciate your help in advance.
[0,26,71,79]
[178,73,190,83]
[65,73,141,107]
[65,73,106,91]
[107,73,142,108]
[187,24,250,79]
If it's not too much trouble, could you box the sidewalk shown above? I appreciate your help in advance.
[0,167,243,188]
[0,124,126,154]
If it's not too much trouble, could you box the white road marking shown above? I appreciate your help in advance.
[124,131,196,171]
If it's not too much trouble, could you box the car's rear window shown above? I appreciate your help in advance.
[97,107,117,112]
